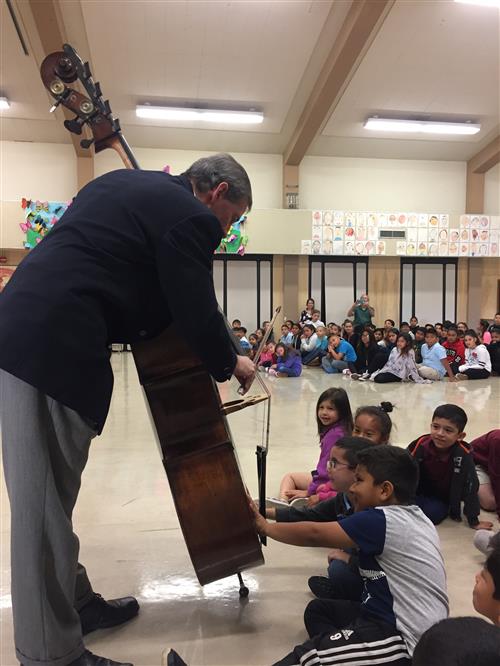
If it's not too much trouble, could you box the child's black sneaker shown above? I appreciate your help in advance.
[308,575,336,599]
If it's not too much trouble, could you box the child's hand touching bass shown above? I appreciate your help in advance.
[247,495,268,536]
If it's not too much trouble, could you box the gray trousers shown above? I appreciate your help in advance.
[0,369,97,666]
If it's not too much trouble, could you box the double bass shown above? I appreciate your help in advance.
[40,45,274,590]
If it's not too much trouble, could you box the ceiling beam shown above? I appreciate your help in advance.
[468,134,500,174]
[13,0,93,158]
[284,0,395,166]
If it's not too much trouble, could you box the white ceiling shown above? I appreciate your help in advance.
[1,0,499,160]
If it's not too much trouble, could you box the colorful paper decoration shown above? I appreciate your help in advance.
[216,215,248,255]
[20,199,69,249]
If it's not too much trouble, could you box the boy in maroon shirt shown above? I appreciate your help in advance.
[408,404,493,530]
[442,325,466,375]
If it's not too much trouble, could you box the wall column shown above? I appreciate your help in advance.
[283,164,299,209]
[368,256,400,324]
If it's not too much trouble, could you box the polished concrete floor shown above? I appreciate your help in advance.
[1,353,499,665]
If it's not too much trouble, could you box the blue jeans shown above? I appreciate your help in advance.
[415,495,449,525]
[327,557,363,601]
[276,364,301,377]
[302,348,326,365]
[322,356,348,373]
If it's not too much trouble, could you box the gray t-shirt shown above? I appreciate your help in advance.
[340,504,449,654]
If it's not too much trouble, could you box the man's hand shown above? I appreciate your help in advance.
[233,355,256,394]
[307,494,321,507]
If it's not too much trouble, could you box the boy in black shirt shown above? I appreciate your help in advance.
[408,404,493,530]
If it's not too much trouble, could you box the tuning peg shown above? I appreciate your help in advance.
[49,99,63,113]
[94,82,102,98]
[80,138,94,149]
[83,61,91,80]
[103,100,111,115]
[64,117,84,135]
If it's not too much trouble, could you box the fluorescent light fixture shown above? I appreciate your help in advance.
[364,118,481,135]
[454,0,500,8]
[136,105,263,125]
[0,97,10,110]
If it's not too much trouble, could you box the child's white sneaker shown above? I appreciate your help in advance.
[265,497,289,508]
[290,497,309,509]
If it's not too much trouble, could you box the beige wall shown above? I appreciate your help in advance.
[93,146,283,210]
[300,156,467,212]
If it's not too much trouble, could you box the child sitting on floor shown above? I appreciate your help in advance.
[353,329,380,375]
[413,326,426,363]
[300,323,318,361]
[472,429,500,518]
[321,333,357,374]
[487,325,500,375]
[442,324,465,375]
[372,333,427,383]
[301,325,328,366]
[456,328,492,380]
[279,323,293,345]
[418,327,455,381]
[253,446,449,666]
[268,343,302,377]
[408,404,493,530]
[257,341,276,369]
[273,388,353,505]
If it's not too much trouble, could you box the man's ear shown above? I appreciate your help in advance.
[458,431,466,443]
[213,181,229,199]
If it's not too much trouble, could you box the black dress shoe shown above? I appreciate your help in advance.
[24,650,133,666]
[167,650,188,666]
[79,593,139,635]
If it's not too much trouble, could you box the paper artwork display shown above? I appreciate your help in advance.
[305,209,498,257]
[301,240,312,254]
[20,198,69,249]
[322,240,333,255]
[407,228,418,243]
[323,211,333,226]
[312,239,322,254]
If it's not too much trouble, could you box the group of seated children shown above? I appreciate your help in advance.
[232,309,499,382]
[166,387,500,666]
[256,396,500,665]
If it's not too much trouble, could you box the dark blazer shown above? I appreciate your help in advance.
[0,169,237,432]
